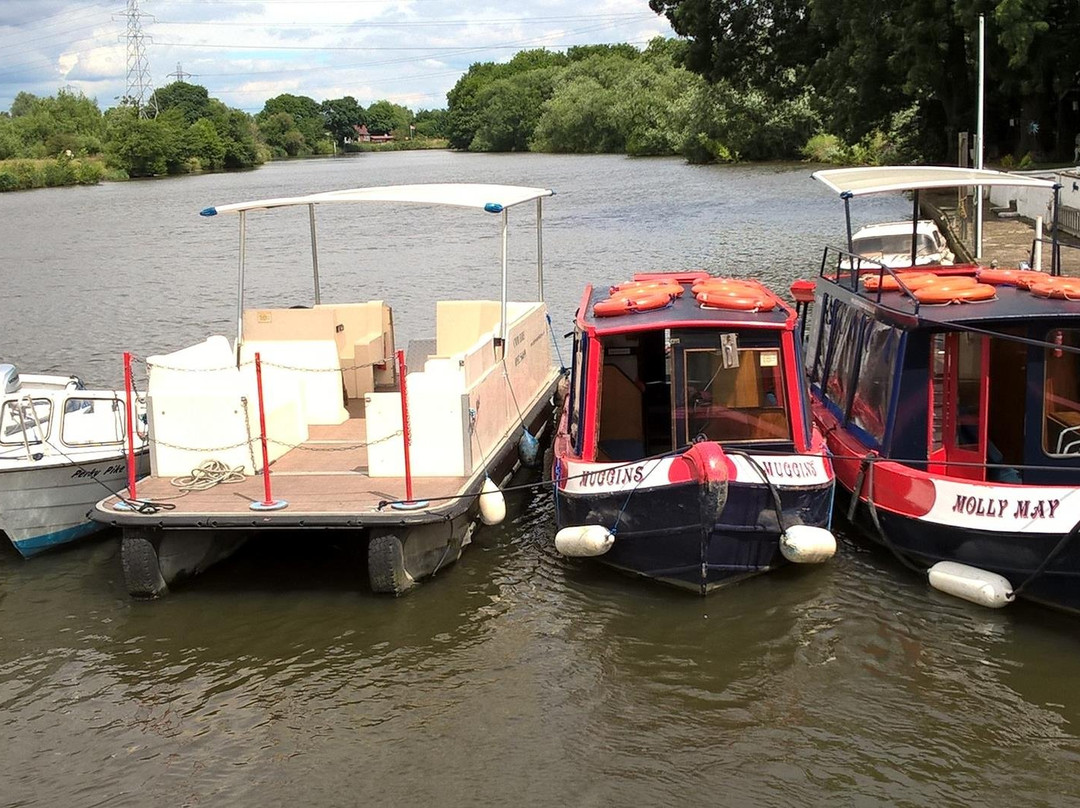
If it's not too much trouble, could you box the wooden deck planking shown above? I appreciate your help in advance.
[114,412,470,517]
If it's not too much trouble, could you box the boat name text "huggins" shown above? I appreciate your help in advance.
[951,495,1060,520]
[759,459,819,479]
[71,463,125,479]
[580,465,647,488]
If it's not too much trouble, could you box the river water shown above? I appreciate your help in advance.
[3,153,1080,807]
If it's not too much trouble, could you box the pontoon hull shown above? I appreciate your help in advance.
[106,388,555,597]
[556,480,834,593]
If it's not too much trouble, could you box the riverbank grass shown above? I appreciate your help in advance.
[0,156,117,192]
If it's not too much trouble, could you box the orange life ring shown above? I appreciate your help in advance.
[609,280,684,298]
[976,268,1049,288]
[593,290,672,317]
[691,280,761,296]
[914,281,997,304]
[695,290,776,311]
[862,272,936,292]
[1028,277,1080,300]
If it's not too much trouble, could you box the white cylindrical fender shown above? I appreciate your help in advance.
[555,525,614,557]
[780,524,837,564]
[478,477,506,526]
[928,561,1014,609]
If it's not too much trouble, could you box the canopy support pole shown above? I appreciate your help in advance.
[235,210,247,365]
[309,203,321,304]
[536,198,544,301]
[1053,184,1063,276]
[499,208,508,350]
[974,14,986,261]
[911,190,920,266]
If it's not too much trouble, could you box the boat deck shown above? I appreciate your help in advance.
[96,403,471,526]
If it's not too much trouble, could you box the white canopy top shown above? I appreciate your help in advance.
[812,166,1057,196]
[202,183,555,216]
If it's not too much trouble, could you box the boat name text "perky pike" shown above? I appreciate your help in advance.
[951,495,1061,520]
[71,463,125,479]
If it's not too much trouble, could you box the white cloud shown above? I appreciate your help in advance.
[0,0,673,113]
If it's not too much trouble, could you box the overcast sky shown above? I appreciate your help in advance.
[0,0,674,114]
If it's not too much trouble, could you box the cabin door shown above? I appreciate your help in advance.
[928,332,989,481]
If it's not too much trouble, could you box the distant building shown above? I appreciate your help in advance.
[352,124,394,144]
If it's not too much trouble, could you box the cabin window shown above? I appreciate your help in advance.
[569,333,589,451]
[1043,329,1080,455]
[0,397,52,445]
[930,333,946,452]
[61,397,127,446]
[954,332,983,451]
[681,346,790,444]
[596,334,647,461]
[850,322,901,443]
[823,306,861,412]
[808,296,840,387]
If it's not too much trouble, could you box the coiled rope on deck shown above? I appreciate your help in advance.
[170,459,247,492]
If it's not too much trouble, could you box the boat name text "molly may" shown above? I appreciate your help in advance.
[951,494,1060,520]
[71,464,126,479]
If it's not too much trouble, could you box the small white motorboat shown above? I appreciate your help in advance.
[0,363,149,557]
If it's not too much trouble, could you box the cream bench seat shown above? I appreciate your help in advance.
[146,335,307,477]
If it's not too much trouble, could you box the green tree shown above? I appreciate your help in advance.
[105,106,183,176]
[413,108,448,138]
[322,96,365,145]
[445,49,567,149]
[649,0,815,96]
[365,100,412,135]
[257,94,325,148]
[185,117,226,169]
[152,82,212,125]
[258,111,306,156]
[471,70,559,151]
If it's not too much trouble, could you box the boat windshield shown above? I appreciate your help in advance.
[681,345,791,445]
[0,397,52,444]
[853,233,937,258]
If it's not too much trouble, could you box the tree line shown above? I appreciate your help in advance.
[3,0,1076,191]
[0,83,448,190]
[647,0,1080,165]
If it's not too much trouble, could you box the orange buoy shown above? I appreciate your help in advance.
[914,281,997,304]
[862,272,936,292]
[593,290,673,317]
[695,290,775,311]
[976,268,1049,288]
[790,279,815,303]
[1028,277,1080,300]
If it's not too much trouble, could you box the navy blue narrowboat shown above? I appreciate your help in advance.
[549,271,836,594]
[806,166,1080,613]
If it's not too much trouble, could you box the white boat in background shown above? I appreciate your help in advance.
[0,364,149,557]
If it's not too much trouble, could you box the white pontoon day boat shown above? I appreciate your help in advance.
[92,184,562,598]
[1,363,148,557]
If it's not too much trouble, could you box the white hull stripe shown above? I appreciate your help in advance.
[920,479,1080,534]
[560,453,832,496]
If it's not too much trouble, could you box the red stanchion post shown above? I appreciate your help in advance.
[123,351,137,500]
[250,352,287,511]
[396,349,414,502]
